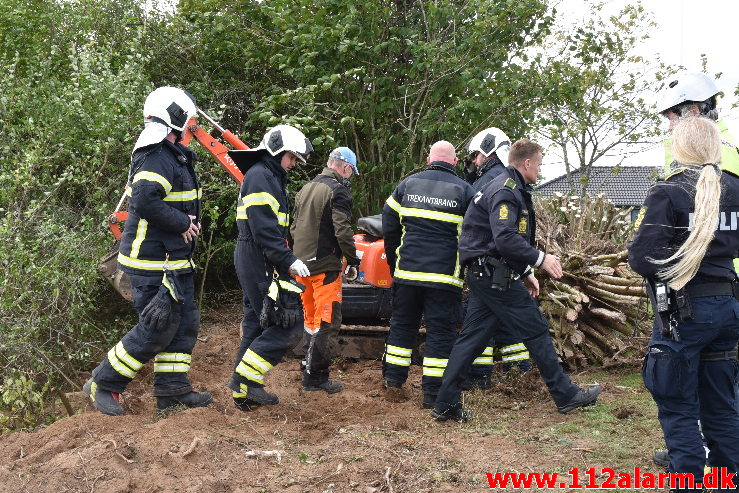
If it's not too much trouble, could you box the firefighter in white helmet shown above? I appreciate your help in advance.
[657,72,739,174]
[462,127,531,390]
[226,125,313,410]
[84,87,213,415]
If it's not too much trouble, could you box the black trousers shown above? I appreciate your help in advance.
[228,239,301,392]
[382,283,459,394]
[436,271,579,411]
[92,271,200,397]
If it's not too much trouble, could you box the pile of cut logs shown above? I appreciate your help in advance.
[534,194,652,368]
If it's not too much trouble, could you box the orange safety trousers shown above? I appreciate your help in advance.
[295,271,342,385]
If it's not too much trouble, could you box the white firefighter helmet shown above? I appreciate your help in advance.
[468,127,511,163]
[655,72,720,114]
[134,87,197,151]
[229,124,313,173]
[258,124,313,163]
[143,86,197,131]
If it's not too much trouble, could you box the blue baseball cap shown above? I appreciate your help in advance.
[330,146,359,176]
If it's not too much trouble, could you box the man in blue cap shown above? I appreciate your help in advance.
[290,146,360,393]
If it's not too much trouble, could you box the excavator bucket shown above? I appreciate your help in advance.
[98,241,132,302]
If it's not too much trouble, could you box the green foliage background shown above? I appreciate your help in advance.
[0,0,662,428]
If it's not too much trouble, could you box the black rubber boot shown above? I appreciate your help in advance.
[431,404,473,423]
[653,449,669,469]
[156,391,213,412]
[422,393,438,409]
[556,385,602,414]
[233,386,279,411]
[83,378,124,416]
[302,381,344,394]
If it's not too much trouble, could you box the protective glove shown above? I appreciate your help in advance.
[344,265,358,282]
[140,270,183,342]
[289,259,310,277]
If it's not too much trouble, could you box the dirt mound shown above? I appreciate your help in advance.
[0,305,662,492]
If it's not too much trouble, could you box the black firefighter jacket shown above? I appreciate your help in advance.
[382,161,475,292]
[290,167,360,274]
[236,153,298,273]
[628,167,739,283]
[118,140,201,275]
[459,166,545,275]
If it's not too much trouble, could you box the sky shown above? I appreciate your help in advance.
[540,0,739,181]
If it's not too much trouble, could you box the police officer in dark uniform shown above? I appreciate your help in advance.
[463,128,531,389]
[629,117,739,492]
[433,138,602,422]
[226,125,313,411]
[382,141,476,409]
[84,87,213,415]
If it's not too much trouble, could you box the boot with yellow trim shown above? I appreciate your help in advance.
[156,390,213,412]
[232,383,278,411]
[83,378,124,416]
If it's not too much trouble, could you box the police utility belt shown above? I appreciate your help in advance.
[647,279,739,349]
[469,256,520,291]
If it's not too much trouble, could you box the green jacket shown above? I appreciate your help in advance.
[290,167,359,274]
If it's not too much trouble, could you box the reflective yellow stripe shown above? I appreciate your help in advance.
[385,196,463,224]
[117,253,194,271]
[384,355,411,367]
[278,280,303,293]
[473,357,494,365]
[501,343,526,354]
[114,341,143,370]
[386,345,412,357]
[107,342,142,379]
[394,268,464,287]
[153,364,190,373]
[423,357,448,367]
[502,352,530,362]
[422,357,447,377]
[423,367,445,377]
[236,361,265,383]
[155,353,192,363]
[130,219,148,259]
[239,192,289,226]
[132,171,173,193]
[244,349,274,373]
[386,195,402,212]
[163,189,201,202]
[481,346,494,356]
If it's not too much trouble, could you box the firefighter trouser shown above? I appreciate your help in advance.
[383,283,459,395]
[296,271,342,386]
[436,272,579,412]
[228,239,302,394]
[468,331,531,378]
[91,272,200,397]
[643,295,739,492]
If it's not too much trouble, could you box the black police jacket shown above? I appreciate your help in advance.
[628,167,739,283]
[236,153,298,273]
[118,140,201,275]
[382,161,475,292]
[459,166,545,274]
[470,156,507,192]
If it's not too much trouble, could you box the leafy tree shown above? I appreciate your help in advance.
[0,0,156,424]
[533,1,665,192]
[166,0,562,215]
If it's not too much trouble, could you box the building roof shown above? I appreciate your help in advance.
[535,166,660,206]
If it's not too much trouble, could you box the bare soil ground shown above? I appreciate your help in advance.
[0,305,665,492]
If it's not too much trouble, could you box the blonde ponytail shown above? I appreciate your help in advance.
[649,117,723,290]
